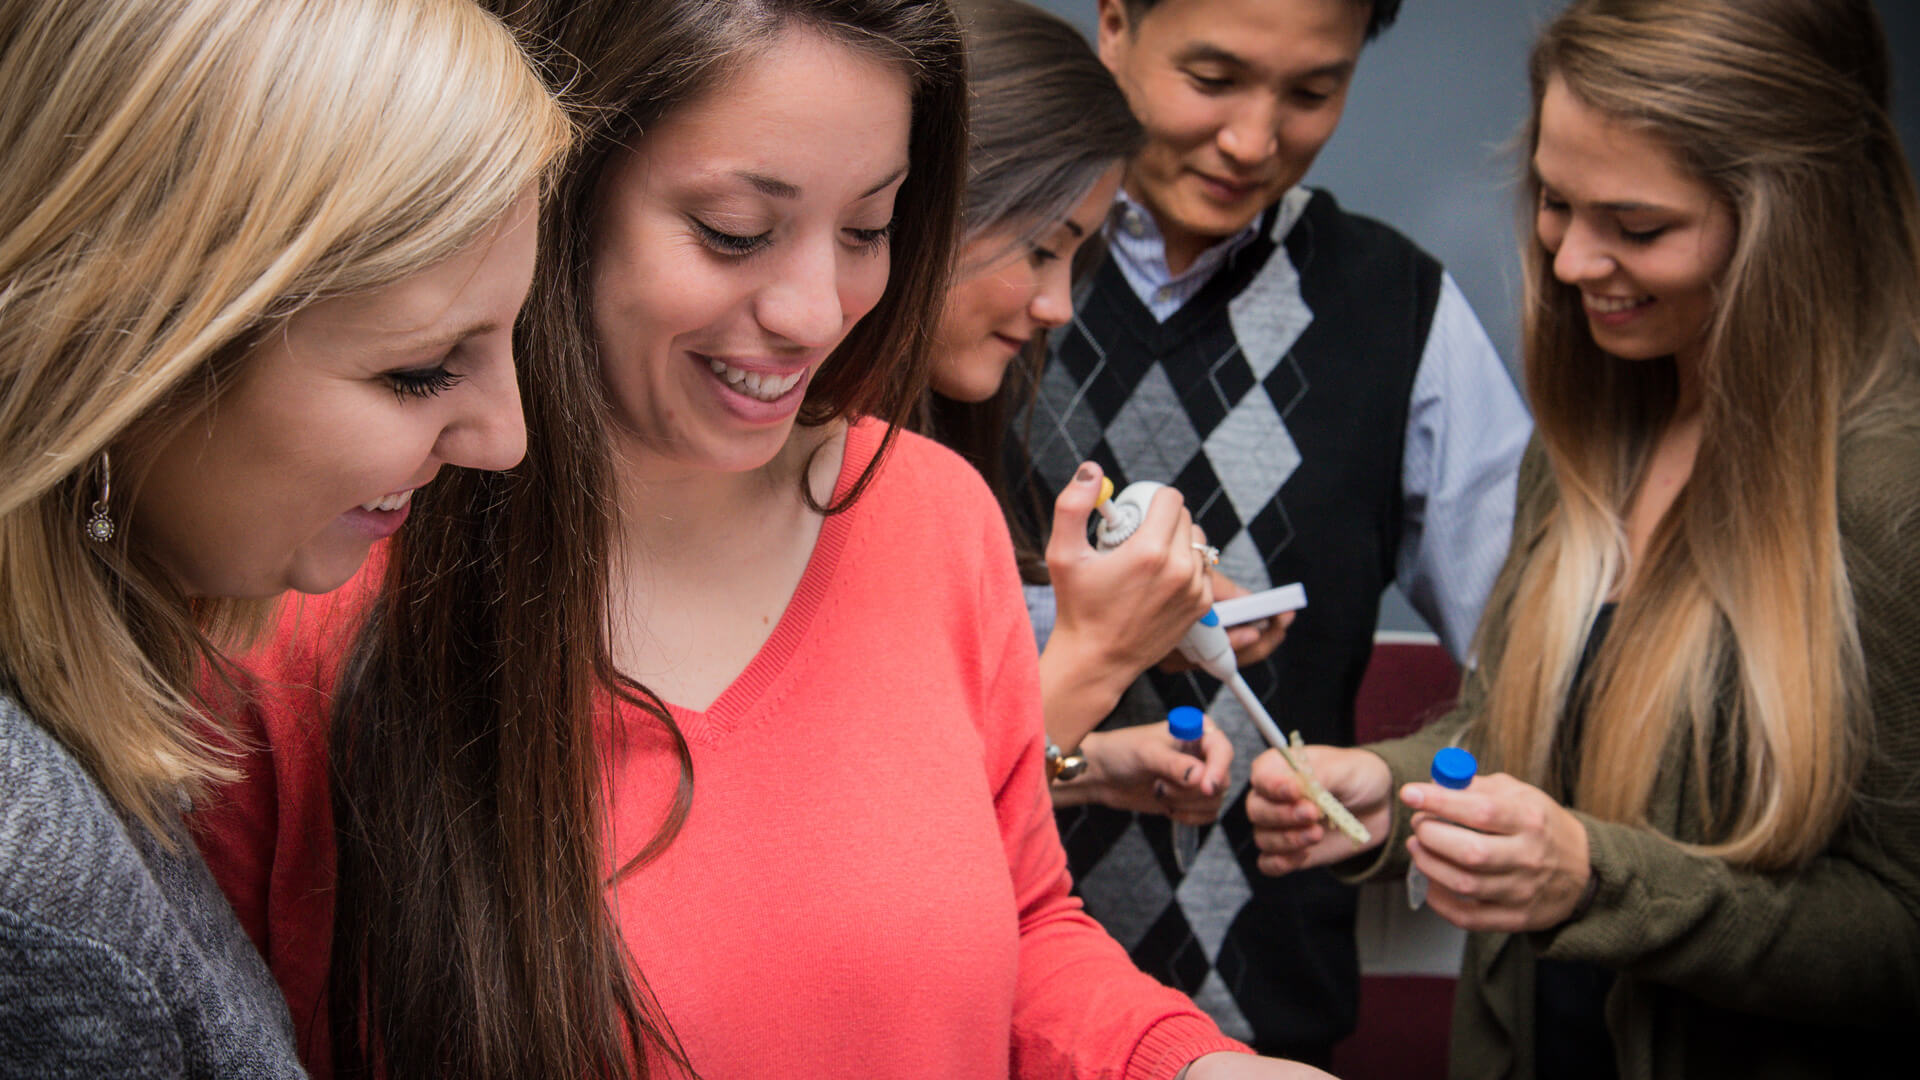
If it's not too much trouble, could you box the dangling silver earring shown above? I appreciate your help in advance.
[84,452,115,543]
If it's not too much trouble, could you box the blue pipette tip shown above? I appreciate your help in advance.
[1431,747,1478,789]
[1167,706,1205,741]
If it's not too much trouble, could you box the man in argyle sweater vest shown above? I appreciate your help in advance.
[1007,0,1529,1063]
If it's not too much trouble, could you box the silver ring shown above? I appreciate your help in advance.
[1191,542,1220,566]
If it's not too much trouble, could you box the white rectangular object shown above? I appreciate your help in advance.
[1213,583,1307,627]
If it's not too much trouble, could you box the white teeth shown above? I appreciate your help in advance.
[360,489,413,513]
[705,357,803,402]
[1587,294,1650,313]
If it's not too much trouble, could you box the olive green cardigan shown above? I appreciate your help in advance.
[1344,420,1920,1078]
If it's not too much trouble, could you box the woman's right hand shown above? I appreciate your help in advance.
[1245,745,1394,875]
[1044,461,1212,680]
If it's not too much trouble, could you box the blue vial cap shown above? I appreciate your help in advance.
[1431,747,1478,789]
[1167,706,1205,741]
[1199,609,1221,627]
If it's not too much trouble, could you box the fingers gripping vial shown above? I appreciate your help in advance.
[1407,747,1478,910]
[1092,480,1371,846]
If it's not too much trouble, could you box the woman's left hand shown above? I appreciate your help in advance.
[1054,722,1233,822]
[1401,772,1593,933]
[1175,1051,1336,1079]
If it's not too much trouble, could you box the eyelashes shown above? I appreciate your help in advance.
[691,217,894,259]
[693,218,773,257]
[1540,196,1669,245]
[386,365,463,401]
[848,222,893,256]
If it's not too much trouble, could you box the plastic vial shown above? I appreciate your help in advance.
[1168,706,1206,872]
[1407,746,1478,910]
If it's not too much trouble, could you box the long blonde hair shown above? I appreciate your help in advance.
[0,0,571,835]
[1480,0,1920,870]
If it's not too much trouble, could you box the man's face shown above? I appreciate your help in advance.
[1097,0,1370,270]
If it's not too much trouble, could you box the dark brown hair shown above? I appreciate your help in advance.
[920,0,1140,582]
[1121,0,1402,42]
[326,2,967,1077]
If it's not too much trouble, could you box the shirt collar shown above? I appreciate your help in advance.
[1106,186,1266,291]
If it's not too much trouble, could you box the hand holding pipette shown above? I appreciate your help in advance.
[1037,464,1214,750]
[1089,478,1292,670]
[1094,479,1371,847]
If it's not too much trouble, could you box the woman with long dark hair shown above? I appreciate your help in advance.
[1249,1,1920,1075]
[195,2,1333,1077]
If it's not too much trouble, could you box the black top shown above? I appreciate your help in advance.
[1535,602,1619,1080]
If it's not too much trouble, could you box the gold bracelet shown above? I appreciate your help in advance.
[1045,739,1088,782]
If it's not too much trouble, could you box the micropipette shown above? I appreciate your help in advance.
[1092,479,1372,846]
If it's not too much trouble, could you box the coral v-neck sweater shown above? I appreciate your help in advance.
[193,420,1246,1079]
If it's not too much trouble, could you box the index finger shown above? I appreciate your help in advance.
[1139,486,1192,548]
[1199,725,1234,793]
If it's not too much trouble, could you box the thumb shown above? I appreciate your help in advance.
[1138,737,1209,791]
[1048,462,1104,557]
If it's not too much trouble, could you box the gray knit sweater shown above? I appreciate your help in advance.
[1,693,303,1077]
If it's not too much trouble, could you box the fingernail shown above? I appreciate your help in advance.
[1184,765,1197,783]
[1403,785,1425,808]
[1075,462,1097,482]
[1153,781,1166,799]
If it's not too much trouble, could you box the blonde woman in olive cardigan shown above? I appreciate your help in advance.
[1244,0,1920,1077]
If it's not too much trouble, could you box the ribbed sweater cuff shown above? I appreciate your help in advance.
[1125,1013,1252,1080]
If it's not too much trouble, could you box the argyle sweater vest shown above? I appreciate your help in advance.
[1008,189,1443,1050]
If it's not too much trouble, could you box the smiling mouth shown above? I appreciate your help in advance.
[1585,294,1654,315]
[706,356,805,403]
[359,489,414,513]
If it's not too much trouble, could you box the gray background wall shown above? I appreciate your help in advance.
[1033,0,1920,636]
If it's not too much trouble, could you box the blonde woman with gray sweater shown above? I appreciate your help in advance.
[0,0,568,1074]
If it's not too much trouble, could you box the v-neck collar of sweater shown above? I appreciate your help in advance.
[654,419,875,745]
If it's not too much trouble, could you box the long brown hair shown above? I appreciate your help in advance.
[918,0,1141,581]
[326,2,967,1077]
[0,0,567,837]
[1475,0,1920,869]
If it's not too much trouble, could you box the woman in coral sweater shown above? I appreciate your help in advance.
[193,2,1335,1079]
